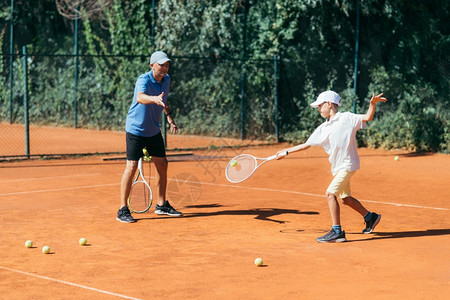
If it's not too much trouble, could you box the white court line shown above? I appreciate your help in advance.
[185,180,450,211]
[0,266,142,300]
[0,183,118,197]
[0,174,101,183]
[1,178,448,211]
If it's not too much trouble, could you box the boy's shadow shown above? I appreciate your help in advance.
[349,229,450,242]
[139,204,319,224]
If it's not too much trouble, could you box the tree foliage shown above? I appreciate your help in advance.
[0,0,448,152]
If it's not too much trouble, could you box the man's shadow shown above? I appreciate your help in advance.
[349,229,450,242]
[138,203,319,224]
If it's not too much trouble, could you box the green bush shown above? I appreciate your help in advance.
[365,88,445,152]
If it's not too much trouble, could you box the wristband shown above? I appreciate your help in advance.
[166,112,172,117]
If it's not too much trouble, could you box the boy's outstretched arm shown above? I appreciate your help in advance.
[363,93,387,122]
[276,143,310,160]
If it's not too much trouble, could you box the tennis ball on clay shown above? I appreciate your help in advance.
[230,160,238,167]
[254,258,263,267]
[42,246,50,254]
[79,238,87,246]
[394,156,399,161]
[25,240,33,248]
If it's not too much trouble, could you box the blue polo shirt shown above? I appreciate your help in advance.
[125,71,170,137]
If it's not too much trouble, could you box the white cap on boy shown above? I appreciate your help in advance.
[310,90,341,108]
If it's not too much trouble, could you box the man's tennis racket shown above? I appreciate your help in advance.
[127,155,153,213]
[225,152,287,183]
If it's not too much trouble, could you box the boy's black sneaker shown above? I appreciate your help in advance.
[155,201,182,216]
[316,229,346,243]
[362,213,381,234]
[116,206,136,223]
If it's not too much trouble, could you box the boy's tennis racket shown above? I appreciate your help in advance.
[225,152,287,183]
[127,155,153,213]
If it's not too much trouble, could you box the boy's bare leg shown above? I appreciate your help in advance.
[341,196,369,217]
[316,192,347,243]
[343,196,380,234]
[326,192,341,225]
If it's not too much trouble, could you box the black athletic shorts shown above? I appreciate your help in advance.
[126,131,166,161]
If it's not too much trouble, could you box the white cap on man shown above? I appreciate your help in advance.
[310,90,341,108]
[150,51,172,65]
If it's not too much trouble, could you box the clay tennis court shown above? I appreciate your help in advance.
[0,128,449,299]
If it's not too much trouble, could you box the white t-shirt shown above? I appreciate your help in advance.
[306,112,366,176]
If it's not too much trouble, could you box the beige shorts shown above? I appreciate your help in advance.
[327,170,356,198]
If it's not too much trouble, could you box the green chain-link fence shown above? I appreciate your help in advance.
[0,52,279,158]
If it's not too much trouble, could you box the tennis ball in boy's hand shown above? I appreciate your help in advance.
[42,246,50,254]
[230,160,238,167]
[25,240,33,248]
[254,258,263,267]
[394,156,399,161]
[79,238,87,246]
[142,148,149,157]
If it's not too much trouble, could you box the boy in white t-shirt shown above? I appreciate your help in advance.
[276,91,387,243]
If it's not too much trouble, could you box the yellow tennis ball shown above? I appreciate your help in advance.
[142,148,149,157]
[230,160,238,167]
[79,238,87,246]
[254,257,263,266]
[25,240,33,248]
[42,246,50,254]
[394,156,399,161]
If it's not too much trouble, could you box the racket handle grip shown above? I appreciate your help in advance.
[270,151,288,160]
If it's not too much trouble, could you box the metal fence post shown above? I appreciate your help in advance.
[352,0,360,113]
[151,0,155,46]
[22,46,29,157]
[240,1,249,140]
[274,55,279,143]
[162,114,167,148]
[9,0,14,124]
[74,11,79,128]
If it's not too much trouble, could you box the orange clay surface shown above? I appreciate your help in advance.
[0,133,449,299]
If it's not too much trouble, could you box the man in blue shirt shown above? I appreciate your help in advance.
[117,51,182,223]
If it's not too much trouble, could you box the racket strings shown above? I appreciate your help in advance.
[128,159,153,213]
[129,181,151,212]
[226,156,257,182]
